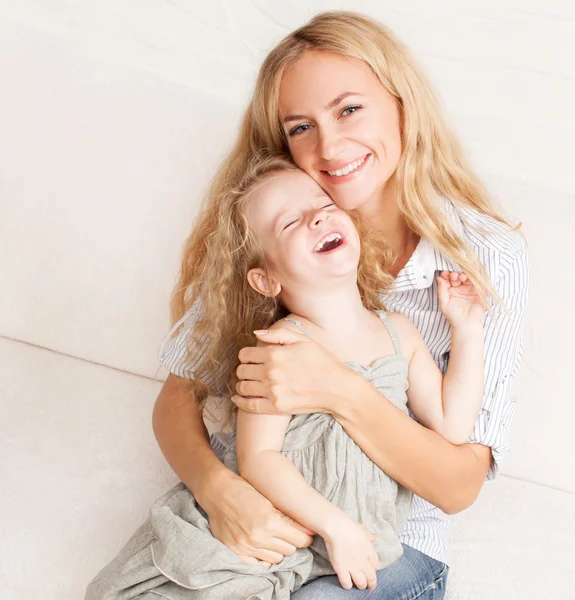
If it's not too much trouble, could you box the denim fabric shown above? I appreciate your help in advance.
[291,544,448,600]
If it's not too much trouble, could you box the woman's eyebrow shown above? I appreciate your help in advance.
[283,92,363,123]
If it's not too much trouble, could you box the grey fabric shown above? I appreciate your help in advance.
[86,311,411,600]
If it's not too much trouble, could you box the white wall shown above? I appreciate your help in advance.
[0,1,574,491]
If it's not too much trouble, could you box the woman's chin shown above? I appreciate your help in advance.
[331,196,372,213]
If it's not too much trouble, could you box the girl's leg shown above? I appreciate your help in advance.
[291,545,449,600]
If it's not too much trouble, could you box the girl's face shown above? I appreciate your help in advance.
[279,51,402,214]
[244,169,360,298]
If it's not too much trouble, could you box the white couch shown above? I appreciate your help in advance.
[1,3,573,599]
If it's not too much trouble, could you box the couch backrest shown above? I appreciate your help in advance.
[0,5,573,493]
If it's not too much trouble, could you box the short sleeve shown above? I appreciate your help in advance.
[159,298,229,394]
[467,236,530,479]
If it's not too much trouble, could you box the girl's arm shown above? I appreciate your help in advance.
[400,271,485,444]
[393,317,484,445]
[236,408,380,590]
[236,411,349,539]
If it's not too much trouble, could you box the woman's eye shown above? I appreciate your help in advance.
[282,220,297,231]
[341,105,363,117]
[288,123,311,136]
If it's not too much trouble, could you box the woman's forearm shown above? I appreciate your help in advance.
[152,374,230,507]
[239,450,348,538]
[333,371,491,514]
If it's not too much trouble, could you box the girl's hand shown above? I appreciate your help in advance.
[322,517,380,591]
[437,271,486,329]
[232,326,360,416]
[201,468,314,566]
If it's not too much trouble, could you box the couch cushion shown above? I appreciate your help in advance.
[0,337,176,600]
[2,337,573,600]
[446,476,574,599]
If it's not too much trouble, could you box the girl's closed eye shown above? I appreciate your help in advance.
[282,218,299,231]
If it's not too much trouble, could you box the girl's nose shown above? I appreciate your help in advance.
[310,209,330,228]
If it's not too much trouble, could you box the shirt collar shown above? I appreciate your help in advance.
[391,201,464,292]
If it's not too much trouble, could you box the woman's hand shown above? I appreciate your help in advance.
[232,326,360,416]
[200,467,314,567]
[322,517,380,591]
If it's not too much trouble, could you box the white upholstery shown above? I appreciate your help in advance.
[1,2,573,599]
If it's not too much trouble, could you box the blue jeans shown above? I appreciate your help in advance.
[291,544,448,600]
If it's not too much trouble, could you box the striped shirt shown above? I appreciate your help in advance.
[160,201,530,564]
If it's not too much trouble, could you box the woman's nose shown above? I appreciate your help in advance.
[317,127,345,161]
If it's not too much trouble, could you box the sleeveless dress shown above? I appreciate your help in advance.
[86,311,412,600]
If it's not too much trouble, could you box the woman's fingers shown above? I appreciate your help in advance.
[236,379,265,398]
[238,345,267,365]
[273,516,315,548]
[231,395,276,414]
[236,363,264,382]
[254,326,307,346]
[238,555,273,570]
[251,548,285,564]
[267,538,298,557]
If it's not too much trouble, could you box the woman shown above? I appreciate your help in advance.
[156,11,529,598]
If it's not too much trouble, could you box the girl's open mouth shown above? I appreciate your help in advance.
[314,232,345,253]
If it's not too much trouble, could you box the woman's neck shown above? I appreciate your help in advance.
[357,182,420,277]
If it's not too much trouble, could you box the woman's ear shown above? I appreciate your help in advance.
[247,268,282,298]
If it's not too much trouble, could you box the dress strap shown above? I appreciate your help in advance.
[279,317,310,336]
[377,311,402,355]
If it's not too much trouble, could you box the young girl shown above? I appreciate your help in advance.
[86,155,485,600]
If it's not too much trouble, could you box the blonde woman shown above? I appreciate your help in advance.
[154,11,529,599]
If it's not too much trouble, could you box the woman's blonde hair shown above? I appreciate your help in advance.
[171,11,516,411]
[172,152,393,418]
[248,11,516,304]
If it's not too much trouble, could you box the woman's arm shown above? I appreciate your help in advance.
[152,374,314,563]
[334,372,491,514]
[236,355,489,514]
[152,374,224,501]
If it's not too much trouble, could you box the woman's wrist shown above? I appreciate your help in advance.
[190,450,235,512]
[326,366,371,420]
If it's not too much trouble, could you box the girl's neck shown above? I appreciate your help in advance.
[281,280,371,336]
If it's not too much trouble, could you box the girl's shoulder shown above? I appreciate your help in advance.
[379,311,419,360]
[271,314,309,335]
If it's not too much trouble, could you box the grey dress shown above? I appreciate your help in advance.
[86,311,412,600]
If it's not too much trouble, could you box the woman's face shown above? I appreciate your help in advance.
[279,51,402,214]
[244,169,360,298]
